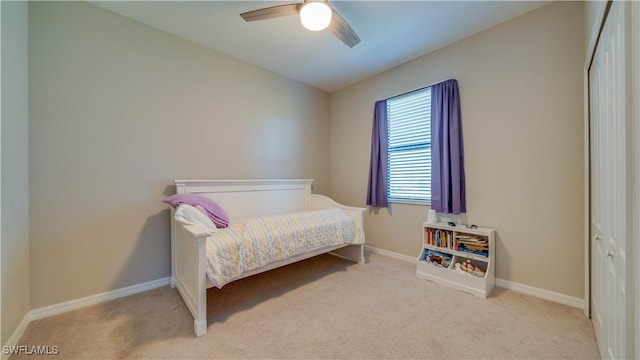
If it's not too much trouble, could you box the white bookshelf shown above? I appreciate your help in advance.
[416,222,495,298]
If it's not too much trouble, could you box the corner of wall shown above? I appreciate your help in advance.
[1,0,30,349]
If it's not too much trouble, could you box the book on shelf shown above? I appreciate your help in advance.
[456,244,488,257]
[455,236,487,244]
[455,234,488,256]
[425,228,454,249]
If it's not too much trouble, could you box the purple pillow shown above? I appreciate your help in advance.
[163,194,229,228]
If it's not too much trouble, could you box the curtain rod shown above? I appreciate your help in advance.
[386,78,454,101]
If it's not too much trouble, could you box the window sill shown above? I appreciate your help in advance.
[388,199,431,206]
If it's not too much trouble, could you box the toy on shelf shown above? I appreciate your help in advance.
[423,249,452,268]
[454,259,485,277]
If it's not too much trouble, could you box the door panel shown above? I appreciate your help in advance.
[589,2,631,358]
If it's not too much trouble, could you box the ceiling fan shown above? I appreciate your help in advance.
[240,0,361,48]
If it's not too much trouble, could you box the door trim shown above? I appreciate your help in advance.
[633,2,640,357]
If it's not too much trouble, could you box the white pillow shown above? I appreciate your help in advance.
[175,204,218,233]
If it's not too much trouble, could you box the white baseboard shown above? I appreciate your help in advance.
[1,314,31,360]
[29,277,170,321]
[364,245,417,263]
[365,245,584,309]
[494,278,584,309]
[2,277,170,358]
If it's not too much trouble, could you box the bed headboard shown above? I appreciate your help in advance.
[174,179,313,220]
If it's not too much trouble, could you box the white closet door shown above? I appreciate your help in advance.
[589,1,633,359]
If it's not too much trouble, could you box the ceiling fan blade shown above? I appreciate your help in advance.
[240,4,301,22]
[328,10,360,48]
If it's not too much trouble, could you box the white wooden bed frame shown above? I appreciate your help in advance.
[168,179,366,337]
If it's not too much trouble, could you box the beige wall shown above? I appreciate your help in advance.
[331,2,585,298]
[21,1,588,310]
[28,2,331,309]
[1,1,30,345]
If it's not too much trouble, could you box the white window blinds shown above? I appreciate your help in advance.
[387,88,431,203]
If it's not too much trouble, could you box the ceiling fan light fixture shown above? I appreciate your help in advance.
[300,2,332,31]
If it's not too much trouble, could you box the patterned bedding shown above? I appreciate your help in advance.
[205,209,363,288]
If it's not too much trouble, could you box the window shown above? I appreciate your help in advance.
[387,87,431,204]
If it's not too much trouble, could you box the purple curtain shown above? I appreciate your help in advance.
[366,100,388,207]
[431,79,466,214]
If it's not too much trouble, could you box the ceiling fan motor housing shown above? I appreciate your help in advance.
[300,1,332,31]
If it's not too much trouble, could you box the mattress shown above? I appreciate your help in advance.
[205,209,363,288]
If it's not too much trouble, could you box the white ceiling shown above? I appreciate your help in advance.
[92,1,549,92]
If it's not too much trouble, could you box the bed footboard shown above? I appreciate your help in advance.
[307,194,366,264]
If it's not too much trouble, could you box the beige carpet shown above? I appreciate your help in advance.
[15,253,599,359]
